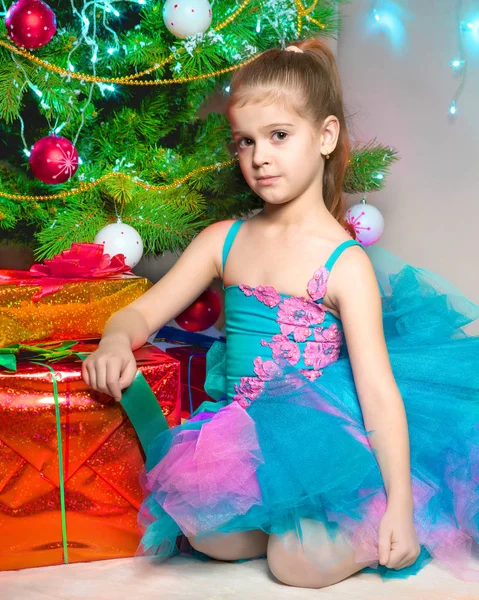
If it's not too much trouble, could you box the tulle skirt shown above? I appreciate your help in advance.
[136,246,479,582]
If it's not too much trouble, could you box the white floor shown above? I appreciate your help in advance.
[1,555,478,600]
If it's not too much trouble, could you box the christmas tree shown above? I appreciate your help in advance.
[0,0,398,262]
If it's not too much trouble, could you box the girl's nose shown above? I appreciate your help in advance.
[252,143,271,167]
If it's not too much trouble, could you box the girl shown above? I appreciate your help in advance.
[82,39,479,588]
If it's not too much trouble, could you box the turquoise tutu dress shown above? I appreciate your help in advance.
[137,219,479,581]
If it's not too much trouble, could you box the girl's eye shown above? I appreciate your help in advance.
[237,131,288,148]
[238,138,253,148]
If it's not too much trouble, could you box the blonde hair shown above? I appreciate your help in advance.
[226,38,351,229]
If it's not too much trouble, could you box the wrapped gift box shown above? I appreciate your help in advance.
[0,273,151,348]
[152,325,225,421]
[164,346,210,420]
[0,242,152,348]
[0,341,180,570]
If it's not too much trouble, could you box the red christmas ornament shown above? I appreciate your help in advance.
[175,288,222,332]
[5,0,57,49]
[29,135,79,184]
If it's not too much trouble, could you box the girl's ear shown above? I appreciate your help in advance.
[321,115,340,155]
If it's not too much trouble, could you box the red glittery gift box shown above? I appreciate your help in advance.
[0,341,181,571]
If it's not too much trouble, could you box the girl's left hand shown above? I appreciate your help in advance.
[378,504,421,570]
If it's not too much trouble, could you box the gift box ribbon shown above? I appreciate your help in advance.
[1,341,169,564]
[0,242,133,300]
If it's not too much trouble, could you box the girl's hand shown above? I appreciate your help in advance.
[378,504,421,570]
[82,339,137,402]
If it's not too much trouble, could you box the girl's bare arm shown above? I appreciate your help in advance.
[99,220,234,351]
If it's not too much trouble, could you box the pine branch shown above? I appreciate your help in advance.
[0,62,27,123]
[344,141,400,194]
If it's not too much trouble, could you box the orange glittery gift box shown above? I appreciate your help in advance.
[0,242,152,348]
[0,273,151,348]
[0,342,181,571]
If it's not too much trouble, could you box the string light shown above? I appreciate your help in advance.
[371,1,469,118]
[449,0,468,118]
[54,122,67,135]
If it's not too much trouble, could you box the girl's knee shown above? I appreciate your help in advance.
[267,534,327,588]
[267,532,361,589]
[188,530,268,562]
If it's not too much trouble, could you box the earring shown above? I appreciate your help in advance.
[325,153,330,160]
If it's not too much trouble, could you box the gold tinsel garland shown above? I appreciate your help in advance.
[0,158,239,202]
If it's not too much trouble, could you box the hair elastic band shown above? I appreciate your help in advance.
[285,45,304,53]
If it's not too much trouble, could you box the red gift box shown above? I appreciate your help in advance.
[164,346,214,421]
[0,342,180,570]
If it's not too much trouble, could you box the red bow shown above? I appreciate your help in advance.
[0,243,133,300]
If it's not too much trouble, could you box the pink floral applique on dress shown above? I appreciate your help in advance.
[307,266,329,301]
[299,369,323,382]
[277,297,326,342]
[239,284,281,307]
[239,283,255,297]
[261,334,301,366]
[314,323,343,345]
[253,356,283,381]
[233,376,265,408]
[233,357,283,407]
[304,339,341,371]
[232,262,346,409]
[301,324,343,375]
[254,285,282,308]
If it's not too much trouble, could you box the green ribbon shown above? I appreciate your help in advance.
[2,347,170,565]
[0,340,80,370]
[32,361,70,565]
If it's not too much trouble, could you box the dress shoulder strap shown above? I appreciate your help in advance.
[324,239,363,273]
[221,220,245,290]
[314,239,364,305]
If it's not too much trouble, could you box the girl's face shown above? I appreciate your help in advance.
[227,92,331,206]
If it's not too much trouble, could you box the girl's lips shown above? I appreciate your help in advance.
[258,176,280,185]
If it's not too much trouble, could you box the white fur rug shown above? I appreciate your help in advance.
[1,555,478,600]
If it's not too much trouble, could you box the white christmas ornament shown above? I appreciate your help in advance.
[163,0,212,39]
[345,201,384,247]
[94,222,144,268]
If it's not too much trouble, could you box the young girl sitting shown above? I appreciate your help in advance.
[82,38,479,589]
